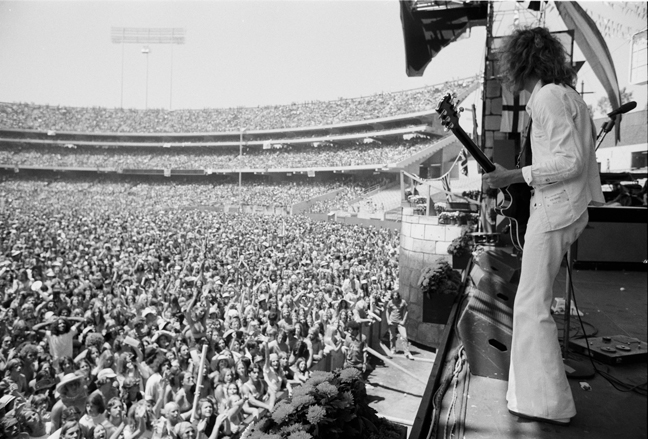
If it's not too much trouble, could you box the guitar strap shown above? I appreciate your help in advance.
[516,119,533,169]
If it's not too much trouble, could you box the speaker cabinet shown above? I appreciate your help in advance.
[458,287,513,381]
[473,248,521,283]
[470,263,518,310]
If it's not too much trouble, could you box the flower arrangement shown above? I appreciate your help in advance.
[438,212,451,224]
[242,369,404,439]
[417,258,463,296]
[447,227,473,257]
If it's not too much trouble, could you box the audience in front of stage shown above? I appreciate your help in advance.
[0,175,384,212]
[0,178,401,438]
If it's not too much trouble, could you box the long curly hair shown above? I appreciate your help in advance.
[498,26,576,92]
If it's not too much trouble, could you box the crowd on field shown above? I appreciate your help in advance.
[0,176,383,211]
[0,177,415,439]
[0,138,435,171]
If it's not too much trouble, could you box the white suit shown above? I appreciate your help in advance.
[506,81,605,420]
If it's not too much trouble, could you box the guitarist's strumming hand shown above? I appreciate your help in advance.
[483,164,526,189]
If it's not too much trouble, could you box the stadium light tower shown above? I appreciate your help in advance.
[111,27,186,109]
[141,46,150,109]
[239,128,247,208]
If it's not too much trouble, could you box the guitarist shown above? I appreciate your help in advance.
[483,27,604,426]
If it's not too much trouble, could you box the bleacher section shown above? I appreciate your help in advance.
[0,137,443,173]
[0,77,477,133]
[0,78,480,218]
[0,78,478,173]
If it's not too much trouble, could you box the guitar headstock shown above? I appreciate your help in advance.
[436,93,463,131]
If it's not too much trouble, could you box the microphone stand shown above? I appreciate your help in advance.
[562,246,595,378]
[595,118,615,151]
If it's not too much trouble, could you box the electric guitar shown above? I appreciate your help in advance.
[436,93,531,251]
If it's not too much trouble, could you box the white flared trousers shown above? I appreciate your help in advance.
[506,202,588,420]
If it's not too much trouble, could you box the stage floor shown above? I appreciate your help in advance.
[452,267,647,439]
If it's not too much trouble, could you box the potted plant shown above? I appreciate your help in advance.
[243,369,407,439]
[417,258,463,296]
[438,212,450,224]
[447,227,473,270]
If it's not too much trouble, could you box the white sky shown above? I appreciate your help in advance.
[0,1,645,116]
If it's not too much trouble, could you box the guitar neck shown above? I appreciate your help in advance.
[450,124,495,173]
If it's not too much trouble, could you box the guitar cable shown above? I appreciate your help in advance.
[565,261,647,396]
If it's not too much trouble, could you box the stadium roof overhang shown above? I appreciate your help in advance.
[400,0,488,77]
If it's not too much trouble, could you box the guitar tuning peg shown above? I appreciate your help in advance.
[458,107,464,113]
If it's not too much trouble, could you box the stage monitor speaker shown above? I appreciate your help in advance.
[457,287,513,381]
[473,248,521,284]
[470,263,518,310]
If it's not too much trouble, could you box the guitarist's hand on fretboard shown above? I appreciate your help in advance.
[482,163,526,189]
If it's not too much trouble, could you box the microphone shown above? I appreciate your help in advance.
[607,101,637,118]
[601,118,615,133]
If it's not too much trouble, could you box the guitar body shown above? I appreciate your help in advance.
[495,183,532,251]
[436,93,531,251]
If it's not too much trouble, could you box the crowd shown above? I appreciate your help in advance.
[0,176,406,439]
[300,182,384,215]
[0,78,476,133]
[0,175,384,211]
[0,138,435,171]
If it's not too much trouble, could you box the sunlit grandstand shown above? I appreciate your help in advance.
[1,77,478,218]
